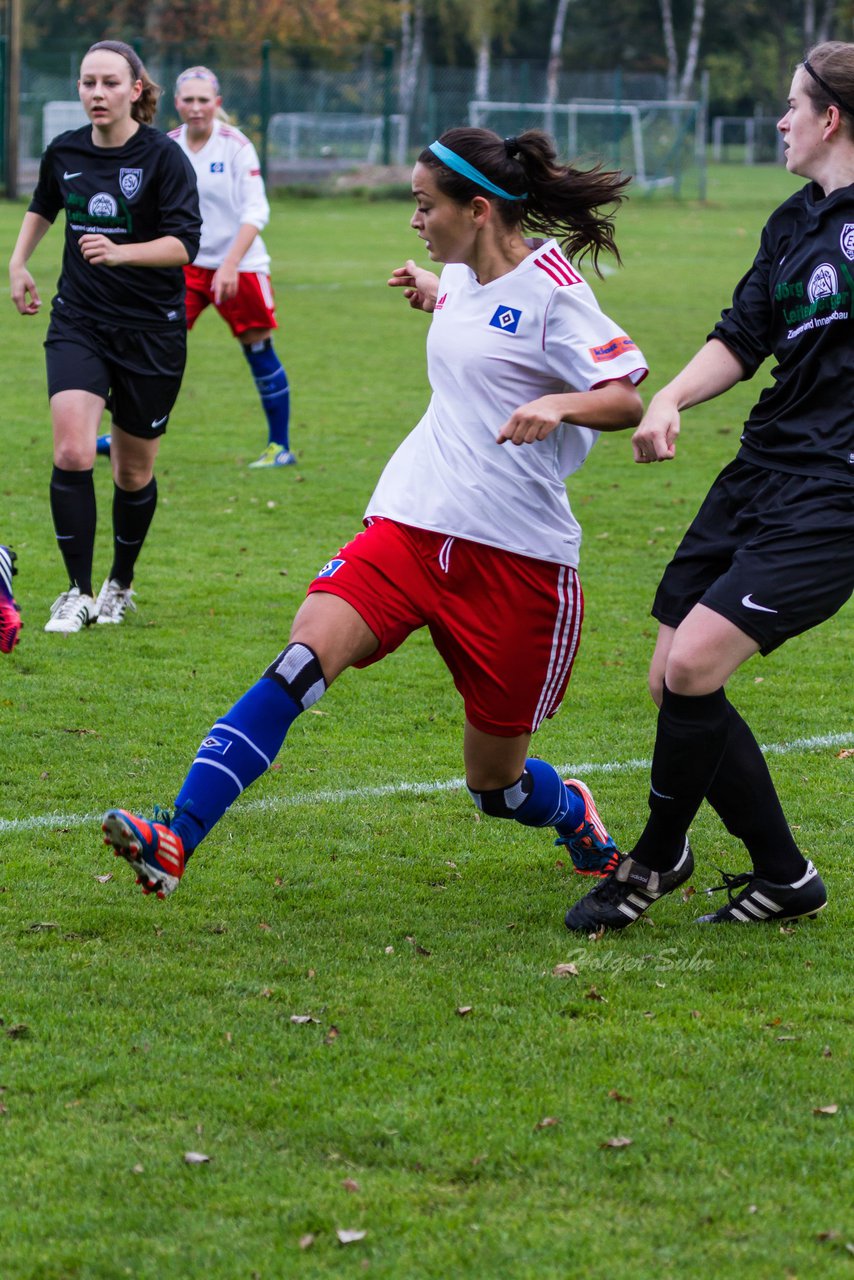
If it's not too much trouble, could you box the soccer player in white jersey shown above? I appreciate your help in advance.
[101,127,647,916]
[171,67,293,469]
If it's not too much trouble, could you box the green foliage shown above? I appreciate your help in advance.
[0,167,851,1278]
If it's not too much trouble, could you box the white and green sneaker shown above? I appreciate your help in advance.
[248,444,297,469]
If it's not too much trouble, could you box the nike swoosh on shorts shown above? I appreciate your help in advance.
[741,594,778,613]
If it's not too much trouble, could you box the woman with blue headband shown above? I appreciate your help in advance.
[101,125,648,917]
[566,41,854,933]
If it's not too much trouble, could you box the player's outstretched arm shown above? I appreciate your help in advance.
[497,376,643,446]
[388,259,440,312]
[633,338,746,463]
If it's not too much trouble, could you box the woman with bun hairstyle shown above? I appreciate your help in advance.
[9,40,201,633]
[101,126,646,916]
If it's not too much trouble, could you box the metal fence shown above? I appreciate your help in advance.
[9,40,703,193]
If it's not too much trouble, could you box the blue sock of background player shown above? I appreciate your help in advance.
[242,338,290,450]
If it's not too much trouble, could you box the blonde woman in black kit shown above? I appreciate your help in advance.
[9,40,201,633]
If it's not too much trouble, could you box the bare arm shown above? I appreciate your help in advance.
[213,223,262,304]
[632,338,747,463]
[388,258,440,313]
[497,375,643,446]
[9,211,53,314]
[77,234,191,270]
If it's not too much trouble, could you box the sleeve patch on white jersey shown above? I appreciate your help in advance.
[589,335,638,362]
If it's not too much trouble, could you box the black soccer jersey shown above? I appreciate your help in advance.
[711,181,854,482]
[29,123,201,330]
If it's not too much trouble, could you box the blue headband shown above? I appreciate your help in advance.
[428,140,528,201]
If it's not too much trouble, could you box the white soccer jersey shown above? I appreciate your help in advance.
[367,241,647,567]
[170,119,271,272]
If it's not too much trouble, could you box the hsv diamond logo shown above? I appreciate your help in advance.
[201,735,231,755]
[489,305,522,334]
[317,557,345,578]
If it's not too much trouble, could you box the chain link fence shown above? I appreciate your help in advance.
[12,40,699,193]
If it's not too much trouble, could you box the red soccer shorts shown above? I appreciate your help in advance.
[183,265,278,336]
[307,519,583,737]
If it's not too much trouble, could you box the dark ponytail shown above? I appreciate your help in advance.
[84,40,161,124]
[418,126,630,275]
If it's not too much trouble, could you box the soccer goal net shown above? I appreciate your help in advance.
[469,99,702,193]
[267,112,409,168]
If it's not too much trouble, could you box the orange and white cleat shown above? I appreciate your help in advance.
[102,808,185,898]
[555,778,621,877]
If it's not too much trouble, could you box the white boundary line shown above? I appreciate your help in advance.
[1,731,850,837]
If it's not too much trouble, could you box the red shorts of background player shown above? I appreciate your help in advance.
[306,518,583,737]
[183,264,278,337]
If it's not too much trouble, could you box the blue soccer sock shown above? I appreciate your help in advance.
[467,757,584,833]
[242,338,290,449]
[170,642,326,852]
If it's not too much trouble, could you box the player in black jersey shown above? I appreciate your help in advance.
[8,40,201,633]
[567,40,854,932]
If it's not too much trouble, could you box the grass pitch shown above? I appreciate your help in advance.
[0,166,851,1279]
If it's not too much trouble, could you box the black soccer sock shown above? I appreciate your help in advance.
[110,477,157,587]
[49,465,96,597]
[631,684,730,871]
[705,704,808,883]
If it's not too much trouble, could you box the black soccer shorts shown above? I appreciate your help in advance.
[652,458,854,653]
[44,305,187,438]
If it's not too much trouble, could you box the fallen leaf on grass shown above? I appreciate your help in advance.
[290,1015,320,1025]
[552,962,579,977]
[27,922,59,932]
[584,986,607,1002]
[94,874,113,884]
[342,1178,361,1193]
[336,1229,367,1245]
[534,1116,560,1130]
[813,1104,838,1116]
[608,1090,633,1104]
[836,748,854,759]
[455,1006,473,1017]
[384,945,394,954]
[779,925,796,935]
[776,1035,798,1042]
[822,1046,832,1058]
[405,936,432,956]
[299,1234,315,1250]
[257,922,272,931]
[588,926,606,942]
[259,988,274,999]
[131,1163,143,1174]
[5,1024,30,1039]
[681,885,696,902]
[324,1026,340,1045]
[183,1151,211,1164]
[600,1135,633,1149]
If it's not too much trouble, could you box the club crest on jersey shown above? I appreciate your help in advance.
[807,262,838,302]
[489,305,522,334]
[88,192,118,217]
[119,167,143,198]
[840,223,854,260]
[201,735,231,755]
[317,557,345,578]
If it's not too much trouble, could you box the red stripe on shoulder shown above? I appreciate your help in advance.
[534,247,583,287]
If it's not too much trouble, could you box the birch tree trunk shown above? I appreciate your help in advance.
[545,0,571,135]
[678,0,706,100]
[399,0,425,159]
[659,0,678,100]
[475,31,491,102]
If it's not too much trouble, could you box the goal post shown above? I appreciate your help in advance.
[267,112,408,169]
[468,98,703,194]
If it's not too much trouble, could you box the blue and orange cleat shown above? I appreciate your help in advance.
[102,807,185,898]
[555,777,621,876]
[0,546,22,654]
